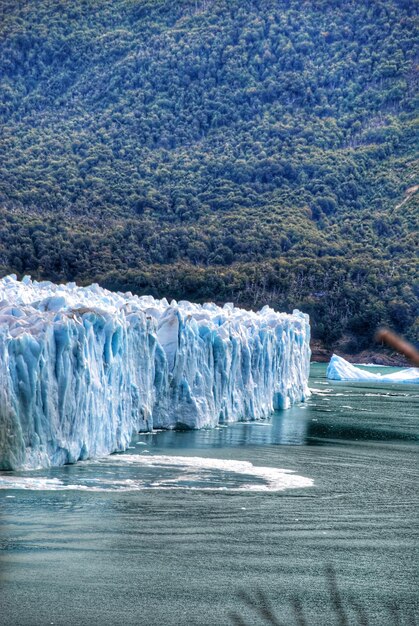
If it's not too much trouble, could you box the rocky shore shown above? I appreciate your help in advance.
[310,340,411,367]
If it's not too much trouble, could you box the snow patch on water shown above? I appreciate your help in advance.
[0,455,313,492]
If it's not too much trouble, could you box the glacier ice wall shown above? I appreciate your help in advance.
[0,275,311,469]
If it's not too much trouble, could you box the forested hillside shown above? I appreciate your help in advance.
[0,0,418,351]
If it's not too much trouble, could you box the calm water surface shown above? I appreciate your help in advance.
[1,363,418,625]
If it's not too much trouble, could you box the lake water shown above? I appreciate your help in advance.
[1,363,418,625]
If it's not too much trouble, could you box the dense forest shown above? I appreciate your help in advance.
[0,0,418,352]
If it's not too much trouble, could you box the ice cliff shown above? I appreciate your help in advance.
[0,275,311,469]
[327,354,419,383]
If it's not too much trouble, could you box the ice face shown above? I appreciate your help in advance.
[326,354,419,383]
[0,275,311,469]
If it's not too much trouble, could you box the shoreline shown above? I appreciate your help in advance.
[310,342,412,367]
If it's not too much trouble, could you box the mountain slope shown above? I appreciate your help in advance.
[0,0,418,351]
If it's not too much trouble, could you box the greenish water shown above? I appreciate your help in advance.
[1,363,418,625]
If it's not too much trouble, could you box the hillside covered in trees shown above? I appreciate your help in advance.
[0,0,418,353]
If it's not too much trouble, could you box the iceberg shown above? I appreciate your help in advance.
[326,354,419,383]
[0,275,311,470]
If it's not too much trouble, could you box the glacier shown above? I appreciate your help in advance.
[326,354,419,384]
[0,275,311,470]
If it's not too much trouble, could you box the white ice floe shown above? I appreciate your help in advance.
[326,354,419,384]
[0,275,311,469]
[0,455,313,492]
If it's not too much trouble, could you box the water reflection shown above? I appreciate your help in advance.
[273,404,310,444]
[133,408,310,451]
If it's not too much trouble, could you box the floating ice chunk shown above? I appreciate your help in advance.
[0,275,311,469]
[326,354,419,383]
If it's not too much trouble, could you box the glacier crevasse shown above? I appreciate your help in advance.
[0,275,311,469]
